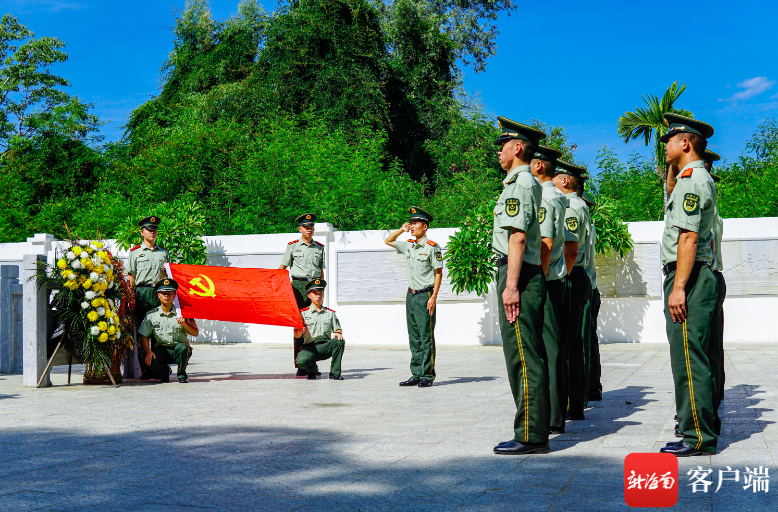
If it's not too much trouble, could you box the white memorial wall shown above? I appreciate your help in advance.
[1,218,777,345]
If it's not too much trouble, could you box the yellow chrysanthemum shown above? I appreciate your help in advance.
[90,298,101,308]
[108,325,116,335]
[94,241,104,249]
[78,275,86,284]
[83,279,93,289]
[98,321,108,331]
[61,269,72,278]
[72,246,83,256]
[98,332,108,343]
[87,311,99,322]
[64,280,77,290]
[85,246,93,254]
[57,259,67,270]
[95,265,104,274]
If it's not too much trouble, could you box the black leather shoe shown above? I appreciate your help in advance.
[178,376,188,383]
[316,371,322,376]
[296,368,307,377]
[494,440,550,455]
[307,374,316,380]
[549,427,565,434]
[160,374,170,383]
[399,377,420,386]
[674,424,683,438]
[588,384,603,401]
[417,379,433,387]
[328,374,344,380]
[139,373,152,381]
[495,439,515,448]
[566,412,585,421]
[659,442,708,457]
[665,440,684,447]
[674,415,677,421]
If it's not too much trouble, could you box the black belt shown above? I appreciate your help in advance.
[496,256,508,267]
[408,286,433,295]
[292,277,309,281]
[662,260,707,277]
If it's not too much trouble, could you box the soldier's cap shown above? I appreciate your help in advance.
[703,150,721,164]
[493,116,546,146]
[155,278,178,294]
[579,174,590,183]
[660,113,715,143]
[138,215,161,229]
[582,191,597,207]
[409,206,433,223]
[555,160,587,178]
[305,278,327,292]
[533,145,562,163]
[296,213,317,226]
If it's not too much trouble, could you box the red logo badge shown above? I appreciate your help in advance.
[624,453,678,507]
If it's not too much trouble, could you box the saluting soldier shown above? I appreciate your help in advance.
[280,213,325,376]
[658,113,719,457]
[553,161,592,420]
[138,278,198,383]
[127,216,170,380]
[385,207,443,388]
[530,144,569,434]
[581,190,602,402]
[490,117,550,455]
[294,279,346,380]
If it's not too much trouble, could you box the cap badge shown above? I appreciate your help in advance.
[164,280,169,285]
[151,217,156,222]
[411,208,416,213]
[306,215,311,219]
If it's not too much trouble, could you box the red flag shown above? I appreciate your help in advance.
[167,263,303,329]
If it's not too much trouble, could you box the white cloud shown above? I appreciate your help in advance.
[719,76,776,102]
[6,1,86,14]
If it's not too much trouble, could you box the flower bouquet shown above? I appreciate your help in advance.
[41,239,134,383]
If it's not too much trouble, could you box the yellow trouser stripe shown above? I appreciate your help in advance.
[428,292,435,371]
[515,321,529,443]
[683,320,703,449]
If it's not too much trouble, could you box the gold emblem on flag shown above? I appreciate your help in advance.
[189,274,216,297]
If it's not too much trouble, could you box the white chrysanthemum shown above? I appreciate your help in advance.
[66,251,77,261]
[90,326,100,336]
[68,273,77,281]
[116,328,121,338]
[97,307,106,316]
[108,281,114,289]
[109,317,115,325]
[92,256,102,266]
[81,302,89,309]
[90,272,99,281]
[71,260,82,269]
[85,290,96,300]
[99,275,107,283]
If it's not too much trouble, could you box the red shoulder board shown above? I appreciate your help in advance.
[325,307,336,313]
[426,240,437,247]
[157,244,165,250]
[300,307,310,312]
[288,239,299,245]
[130,245,141,251]
[680,168,693,178]
[407,239,415,242]
[315,241,324,246]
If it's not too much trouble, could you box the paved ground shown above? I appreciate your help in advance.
[1,342,777,511]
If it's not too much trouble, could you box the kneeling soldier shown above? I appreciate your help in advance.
[294,279,345,380]
[138,278,198,383]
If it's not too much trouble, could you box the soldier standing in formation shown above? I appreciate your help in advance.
[553,161,592,421]
[705,150,726,409]
[490,118,550,455]
[658,113,719,457]
[385,207,443,388]
[280,213,325,376]
[581,190,602,402]
[127,216,170,380]
[531,145,570,434]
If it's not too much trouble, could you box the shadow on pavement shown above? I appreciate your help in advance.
[434,376,499,386]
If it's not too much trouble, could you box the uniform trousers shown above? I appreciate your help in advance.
[134,286,160,378]
[497,262,549,444]
[587,288,602,397]
[291,279,312,368]
[566,266,591,416]
[296,338,345,376]
[709,270,727,432]
[149,342,192,379]
[664,264,718,453]
[405,290,436,381]
[542,277,569,431]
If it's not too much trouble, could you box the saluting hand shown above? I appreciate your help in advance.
[502,287,521,324]
[668,288,687,323]
[401,222,411,232]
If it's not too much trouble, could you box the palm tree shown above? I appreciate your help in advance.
[617,82,692,198]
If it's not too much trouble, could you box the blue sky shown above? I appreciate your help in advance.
[7,0,778,169]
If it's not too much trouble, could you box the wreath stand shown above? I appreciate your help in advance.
[36,331,118,388]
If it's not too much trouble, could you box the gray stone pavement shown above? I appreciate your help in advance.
[1,342,777,512]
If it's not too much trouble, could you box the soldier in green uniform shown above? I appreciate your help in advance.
[127,216,171,380]
[658,113,718,457]
[138,278,198,383]
[294,279,346,380]
[581,190,602,402]
[385,207,443,388]
[530,145,569,434]
[490,117,549,455]
[280,213,325,376]
[553,161,592,420]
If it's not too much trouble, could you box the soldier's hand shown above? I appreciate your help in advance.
[144,351,155,366]
[176,317,186,326]
[668,288,687,323]
[427,295,436,315]
[333,332,344,341]
[401,222,411,232]
[502,287,521,324]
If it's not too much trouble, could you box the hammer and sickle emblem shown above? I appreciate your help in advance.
[189,274,216,297]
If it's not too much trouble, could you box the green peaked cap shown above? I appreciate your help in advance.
[493,116,546,145]
[138,215,161,228]
[296,213,317,226]
[409,206,433,223]
[703,150,721,182]
[155,278,178,293]
[582,191,596,207]
[555,160,587,177]
[534,145,562,162]
[660,113,715,142]
[305,278,327,292]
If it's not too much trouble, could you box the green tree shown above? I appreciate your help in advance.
[591,146,663,222]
